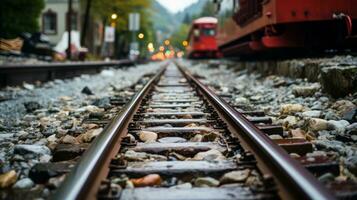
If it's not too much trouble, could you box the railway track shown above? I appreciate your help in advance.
[53,62,335,200]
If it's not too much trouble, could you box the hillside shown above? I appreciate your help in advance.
[174,0,206,22]
[150,1,179,38]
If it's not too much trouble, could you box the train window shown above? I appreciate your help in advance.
[202,28,216,36]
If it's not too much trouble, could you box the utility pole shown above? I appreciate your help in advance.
[67,0,72,60]
[81,0,92,46]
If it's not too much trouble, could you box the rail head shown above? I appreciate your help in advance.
[176,62,335,200]
[53,65,167,200]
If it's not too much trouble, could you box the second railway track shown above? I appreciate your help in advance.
[53,62,335,200]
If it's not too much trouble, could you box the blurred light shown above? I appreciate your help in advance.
[159,46,165,51]
[147,42,154,53]
[164,40,170,45]
[147,42,154,49]
[177,51,184,58]
[110,22,116,27]
[138,33,144,39]
[111,13,118,20]
[182,40,188,47]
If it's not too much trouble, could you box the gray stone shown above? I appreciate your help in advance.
[308,118,330,131]
[328,120,350,132]
[23,101,41,113]
[320,66,357,97]
[52,144,88,162]
[234,97,249,105]
[14,144,51,156]
[12,178,34,189]
[311,101,323,110]
[194,177,220,187]
[220,169,251,184]
[292,84,320,97]
[346,123,357,135]
[139,131,158,143]
[324,111,340,120]
[193,149,225,161]
[302,111,322,118]
[170,182,192,189]
[342,107,357,123]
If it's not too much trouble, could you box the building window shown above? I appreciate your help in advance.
[66,11,78,30]
[42,10,57,35]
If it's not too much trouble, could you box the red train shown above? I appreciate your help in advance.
[214,0,357,56]
[186,17,221,58]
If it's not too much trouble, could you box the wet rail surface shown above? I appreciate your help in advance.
[53,62,335,200]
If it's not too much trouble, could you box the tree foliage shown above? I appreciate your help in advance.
[170,24,190,51]
[0,0,44,38]
[84,0,154,57]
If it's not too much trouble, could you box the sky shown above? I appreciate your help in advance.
[156,0,199,13]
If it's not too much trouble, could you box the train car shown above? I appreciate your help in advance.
[214,0,357,56]
[187,17,221,59]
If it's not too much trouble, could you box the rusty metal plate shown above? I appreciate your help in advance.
[273,138,313,155]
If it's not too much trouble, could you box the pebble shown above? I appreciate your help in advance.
[292,84,320,97]
[193,149,225,161]
[170,182,192,189]
[290,129,306,138]
[124,150,148,161]
[23,101,42,113]
[346,123,357,135]
[234,97,249,105]
[194,177,220,187]
[158,137,187,143]
[81,86,94,95]
[302,111,322,118]
[280,104,305,115]
[12,178,34,189]
[14,144,51,156]
[190,134,204,142]
[281,116,298,128]
[61,135,78,144]
[77,128,103,143]
[23,83,35,90]
[0,170,17,188]
[130,174,162,187]
[308,118,329,131]
[328,120,350,132]
[220,169,250,184]
[138,131,158,143]
[48,175,66,189]
[269,134,283,140]
[332,100,356,117]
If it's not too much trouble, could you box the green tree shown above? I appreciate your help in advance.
[0,0,44,38]
[88,0,154,58]
[199,1,215,17]
[170,24,190,51]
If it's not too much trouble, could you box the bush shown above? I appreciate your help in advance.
[0,0,45,39]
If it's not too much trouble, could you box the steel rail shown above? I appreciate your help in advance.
[177,62,335,200]
[53,65,166,200]
[0,60,133,70]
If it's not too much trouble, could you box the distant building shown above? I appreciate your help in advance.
[39,0,80,45]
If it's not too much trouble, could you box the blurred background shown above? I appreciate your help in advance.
[0,0,215,61]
